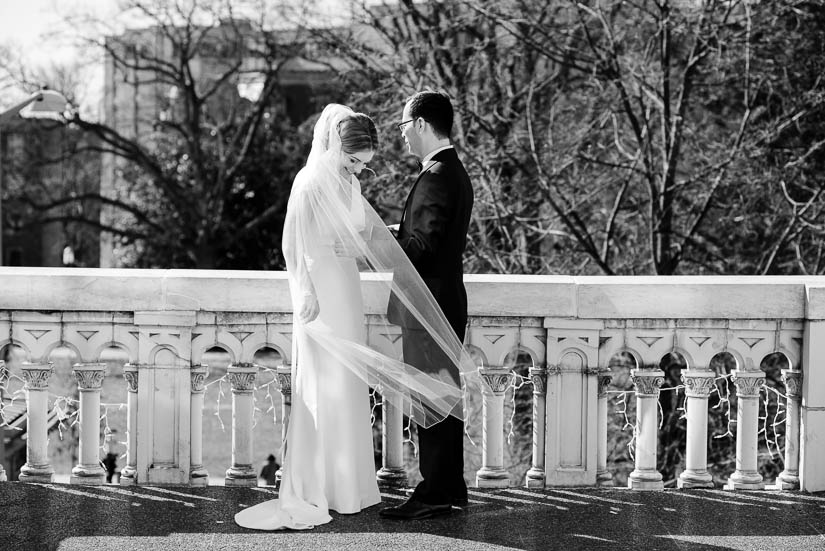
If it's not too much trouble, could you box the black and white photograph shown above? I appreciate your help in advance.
[0,1,824,550]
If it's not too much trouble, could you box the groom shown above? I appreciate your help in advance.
[380,91,474,520]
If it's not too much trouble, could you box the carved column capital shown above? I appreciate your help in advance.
[190,364,208,394]
[781,369,802,400]
[731,370,765,398]
[529,366,547,395]
[21,362,54,390]
[597,370,612,397]
[72,363,107,391]
[478,367,513,395]
[681,370,716,398]
[123,364,139,393]
[630,369,664,397]
[275,365,292,396]
[228,363,258,394]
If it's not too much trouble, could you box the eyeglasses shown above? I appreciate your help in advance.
[396,119,415,130]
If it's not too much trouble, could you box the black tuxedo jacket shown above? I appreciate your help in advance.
[387,147,474,337]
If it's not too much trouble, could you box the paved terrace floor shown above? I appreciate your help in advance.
[1,482,824,550]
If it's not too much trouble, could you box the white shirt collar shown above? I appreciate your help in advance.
[422,144,454,165]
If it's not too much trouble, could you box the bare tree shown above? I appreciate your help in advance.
[308,0,825,275]
[3,0,327,268]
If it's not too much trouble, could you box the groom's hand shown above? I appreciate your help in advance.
[299,292,320,323]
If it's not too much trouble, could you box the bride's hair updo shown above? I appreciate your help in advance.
[338,113,378,154]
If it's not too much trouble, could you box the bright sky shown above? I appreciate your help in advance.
[0,0,119,114]
[0,0,354,115]
[0,0,115,57]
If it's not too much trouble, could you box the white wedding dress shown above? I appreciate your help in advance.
[234,172,381,530]
[235,103,477,531]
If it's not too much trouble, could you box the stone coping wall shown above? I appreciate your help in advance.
[0,267,821,319]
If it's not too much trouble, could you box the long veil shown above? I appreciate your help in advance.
[282,104,479,428]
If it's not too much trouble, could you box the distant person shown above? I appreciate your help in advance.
[102,429,119,484]
[260,454,280,486]
[102,452,118,483]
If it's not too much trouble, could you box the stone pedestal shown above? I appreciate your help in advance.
[525,366,547,488]
[274,365,291,486]
[119,364,139,485]
[189,364,209,486]
[627,369,664,490]
[134,311,196,485]
[18,362,55,483]
[70,363,107,485]
[724,370,765,490]
[596,370,614,487]
[377,389,407,488]
[773,369,802,490]
[678,370,716,489]
[800,315,825,492]
[225,363,258,487]
[476,367,513,488]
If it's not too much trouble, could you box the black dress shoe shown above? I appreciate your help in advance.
[379,499,453,520]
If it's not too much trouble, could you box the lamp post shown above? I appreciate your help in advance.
[0,89,69,265]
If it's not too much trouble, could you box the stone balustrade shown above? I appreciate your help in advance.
[0,268,823,492]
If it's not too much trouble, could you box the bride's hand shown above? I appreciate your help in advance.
[299,292,320,323]
[333,239,361,257]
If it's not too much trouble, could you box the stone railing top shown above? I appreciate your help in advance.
[1,267,825,320]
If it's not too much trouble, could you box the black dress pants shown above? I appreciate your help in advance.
[411,414,467,505]
[401,327,468,505]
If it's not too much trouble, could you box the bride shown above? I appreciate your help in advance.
[234,104,478,531]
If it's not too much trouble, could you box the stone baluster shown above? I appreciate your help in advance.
[377,389,407,488]
[70,363,107,485]
[476,366,513,488]
[774,369,802,490]
[18,362,55,482]
[225,363,258,487]
[0,360,7,482]
[627,368,664,490]
[724,370,766,490]
[525,365,547,488]
[189,364,209,486]
[596,369,614,486]
[119,364,139,485]
[678,369,716,488]
[274,364,292,485]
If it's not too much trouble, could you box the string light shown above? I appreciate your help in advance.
[711,373,734,440]
[506,369,529,446]
[608,390,637,460]
[760,385,787,462]
[368,386,382,428]
[207,374,229,432]
[257,366,281,427]
[403,401,418,457]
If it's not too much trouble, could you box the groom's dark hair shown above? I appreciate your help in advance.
[406,91,453,139]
